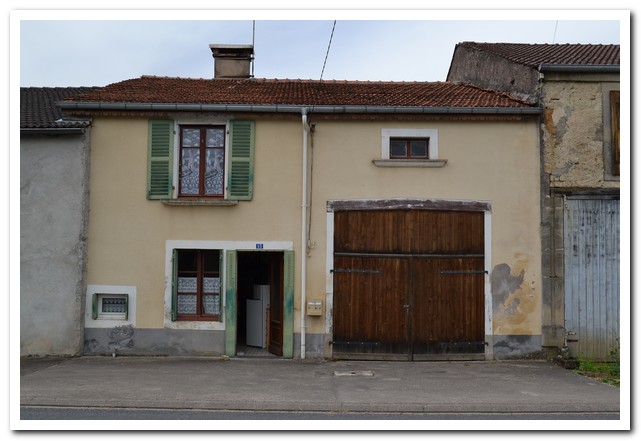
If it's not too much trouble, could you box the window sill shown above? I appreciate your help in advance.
[161,199,239,207]
[175,317,221,322]
[372,159,448,168]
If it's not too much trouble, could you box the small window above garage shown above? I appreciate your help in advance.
[374,128,447,168]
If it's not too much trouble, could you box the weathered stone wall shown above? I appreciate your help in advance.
[20,132,90,356]
[540,192,567,353]
[539,78,620,356]
[541,80,620,190]
[447,46,540,104]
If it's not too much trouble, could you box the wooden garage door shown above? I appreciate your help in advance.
[411,257,485,359]
[332,209,485,360]
[333,256,410,357]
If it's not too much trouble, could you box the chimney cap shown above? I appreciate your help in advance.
[209,44,254,58]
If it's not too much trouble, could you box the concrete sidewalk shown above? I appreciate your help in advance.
[20,356,620,414]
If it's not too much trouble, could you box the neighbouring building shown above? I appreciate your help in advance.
[58,45,545,360]
[20,87,96,356]
[448,42,621,360]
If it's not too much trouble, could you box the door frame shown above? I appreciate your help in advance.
[162,240,293,356]
[235,250,286,356]
[326,199,493,360]
[223,242,294,358]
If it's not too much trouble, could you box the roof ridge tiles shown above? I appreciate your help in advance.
[128,75,454,86]
[457,41,620,67]
[62,75,536,109]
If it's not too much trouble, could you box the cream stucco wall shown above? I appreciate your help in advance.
[86,117,303,329]
[303,118,542,337]
[87,114,541,349]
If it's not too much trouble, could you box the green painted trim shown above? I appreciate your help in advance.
[171,249,178,321]
[282,250,295,358]
[147,120,174,200]
[225,250,237,357]
[91,294,98,320]
[228,120,255,200]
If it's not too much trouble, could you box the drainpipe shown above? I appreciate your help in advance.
[300,108,309,359]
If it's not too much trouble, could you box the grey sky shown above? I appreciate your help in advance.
[19,17,622,87]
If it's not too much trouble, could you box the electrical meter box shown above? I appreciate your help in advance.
[306,300,323,316]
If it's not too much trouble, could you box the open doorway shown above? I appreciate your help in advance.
[236,251,284,357]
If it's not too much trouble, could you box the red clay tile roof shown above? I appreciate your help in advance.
[21,87,97,128]
[456,42,620,68]
[65,76,534,109]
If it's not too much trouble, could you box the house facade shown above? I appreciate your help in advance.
[448,43,621,360]
[20,87,96,356]
[60,46,544,360]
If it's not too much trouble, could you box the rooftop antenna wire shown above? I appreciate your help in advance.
[310,20,337,115]
[308,20,336,252]
[252,20,256,77]
[552,20,558,44]
[320,20,337,81]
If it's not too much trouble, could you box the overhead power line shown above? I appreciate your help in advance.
[320,21,337,81]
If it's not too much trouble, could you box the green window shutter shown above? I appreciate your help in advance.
[171,249,178,321]
[91,294,98,320]
[147,120,174,199]
[228,120,255,200]
[219,251,224,321]
[124,294,129,321]
[282,250,295,359]
[225,250,238,356]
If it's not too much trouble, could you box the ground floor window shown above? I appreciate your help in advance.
[173,249,221,321]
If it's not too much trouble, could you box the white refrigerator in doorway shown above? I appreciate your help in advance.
[246,285,270,348]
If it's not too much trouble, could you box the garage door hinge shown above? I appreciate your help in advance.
[439,270,488,275]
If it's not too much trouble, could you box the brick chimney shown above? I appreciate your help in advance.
[209,44,254,79]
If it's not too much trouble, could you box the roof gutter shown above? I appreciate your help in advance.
[20,127,87,135]
[58,101,542,115]
[538,64,619,74]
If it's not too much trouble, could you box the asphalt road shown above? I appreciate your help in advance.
[19,356,625,431]
[20,406,621,420]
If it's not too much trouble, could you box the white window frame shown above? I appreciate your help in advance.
[374,128,447,168]
[85,285,137,328]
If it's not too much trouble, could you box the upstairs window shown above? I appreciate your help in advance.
[179,126,225,197]
[390,138,430,159]
[147,119,255,201]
